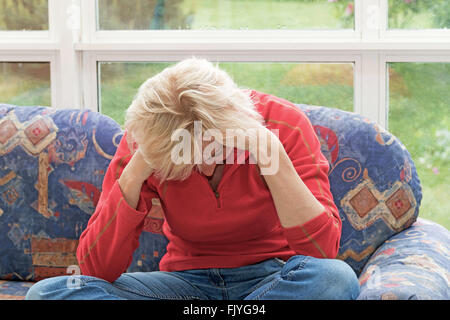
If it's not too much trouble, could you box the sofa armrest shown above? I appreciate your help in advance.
[357,218,450,300]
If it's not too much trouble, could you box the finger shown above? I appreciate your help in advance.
[126,132,138,154]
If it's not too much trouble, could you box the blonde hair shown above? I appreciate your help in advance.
[125,57,264,182]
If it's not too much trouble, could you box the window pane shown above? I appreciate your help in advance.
[97,0,354,30]
[98,62,172,124]
[99,61,353,126]
[0,0,48,31]
[388,62,450,229]
[0,62,51,106]
[388,0,450,29]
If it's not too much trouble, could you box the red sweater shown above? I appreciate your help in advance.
[76,90,342,283]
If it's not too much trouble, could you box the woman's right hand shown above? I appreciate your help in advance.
[124,132,154,183]
[122,148,155,184]
[118,134,154,209]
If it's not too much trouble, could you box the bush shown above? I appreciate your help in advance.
[330,0,450,29]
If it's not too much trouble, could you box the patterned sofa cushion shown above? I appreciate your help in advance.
[0,280,34,300]
[0,105,123,281]
[295,104,422,275]
[358,218,450,300]
[0,103,424,282]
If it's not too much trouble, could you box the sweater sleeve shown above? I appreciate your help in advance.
[263,94,342,259]
[76,131,159,282]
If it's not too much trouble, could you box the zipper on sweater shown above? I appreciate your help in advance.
[214,190,221,209]
[198,173,223,209]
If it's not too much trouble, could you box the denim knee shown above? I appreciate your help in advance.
[309,258,360,300]
[280,255,360,300]
[25,275,117,300]
[25,276,68,300]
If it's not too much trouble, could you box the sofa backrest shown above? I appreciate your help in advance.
[297,104,422,274]
[0,105,124,281]
[0,104,422,281]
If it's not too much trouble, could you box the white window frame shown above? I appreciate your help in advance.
[0,0,449,130]
[0,0,82,109]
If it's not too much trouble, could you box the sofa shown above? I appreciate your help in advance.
[0,103,448,300]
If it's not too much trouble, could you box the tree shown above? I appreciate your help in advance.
[0,0,48,30]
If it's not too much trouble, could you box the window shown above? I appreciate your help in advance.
[99,62,171,124]
[1,0,449,228]
[388,62,450,228]
[99,61,354,125]
[97,0,354,30]
[0,62,51,105]
[0,0,49,31]
[220,62,354,112]
[388,0,450,29]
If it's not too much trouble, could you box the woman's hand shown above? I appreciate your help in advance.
[221,126,282,173]
[123,132,154,182]
[118,133,155,209]
[122,149,155,184]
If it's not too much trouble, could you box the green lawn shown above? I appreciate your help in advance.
[99,62,354,125]
[0,63,51,106]
[388,63,450,230]
[183,0,352,29]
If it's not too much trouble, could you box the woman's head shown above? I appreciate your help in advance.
[125,57,264,182]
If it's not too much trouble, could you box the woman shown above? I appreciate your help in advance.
[26,57,360,300]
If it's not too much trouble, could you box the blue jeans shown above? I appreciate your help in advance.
[25,255,360,300]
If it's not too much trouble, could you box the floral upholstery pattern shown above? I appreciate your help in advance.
[0,103,446,300]
[358,218,449,300]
